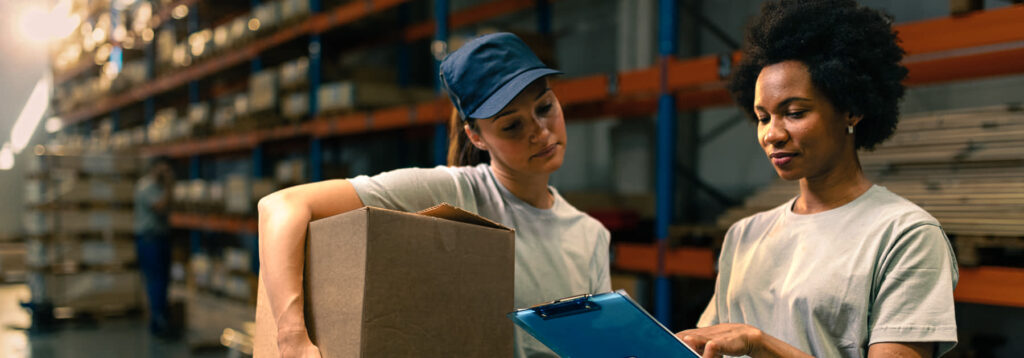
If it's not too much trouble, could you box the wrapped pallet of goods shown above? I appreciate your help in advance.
[54,177,135,204]
[245,69,278,128]
[251,179,277,203]
[224,174,253,215]
[148,107,177,144]
[213,95,238,132]
[0,241,27,283]
[188,29,213,61]
[27,270,142,313]
[22,152,143,317]
[208,180,225,213]
[173,181,190,211]
[213,24,231,54]
[229,15,252,47]
[252,1,281,35]
[274,158,306,186]
[59,210,134,235]
[279,0,310,25]
[278,56,309,90]
[280,92,308,121]
[172,41,192,69]
[186,101,212,138]
[224,247,252,274]
[79,238,137,268]
[318,80,434,114]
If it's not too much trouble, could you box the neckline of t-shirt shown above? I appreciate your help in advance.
[483,164,563,215]
[783,184,883,221]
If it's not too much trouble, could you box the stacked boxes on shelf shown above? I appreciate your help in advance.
[0,234,27,283]
[22,153,143,316]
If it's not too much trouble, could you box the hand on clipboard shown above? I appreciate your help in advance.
[508,290,701,358]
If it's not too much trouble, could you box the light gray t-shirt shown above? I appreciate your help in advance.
[698,185,958,357]
[350,163,612,358]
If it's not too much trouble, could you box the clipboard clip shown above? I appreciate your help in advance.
[534,293,602,320]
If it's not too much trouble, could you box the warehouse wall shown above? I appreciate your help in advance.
[0,0,52,237]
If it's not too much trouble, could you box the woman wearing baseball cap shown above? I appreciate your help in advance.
[259,32,610,357]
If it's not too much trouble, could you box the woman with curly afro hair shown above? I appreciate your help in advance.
[674,1,958,357]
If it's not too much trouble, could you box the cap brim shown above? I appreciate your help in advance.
[467,67,562,119]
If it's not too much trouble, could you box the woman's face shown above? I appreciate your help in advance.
[466,78,567,176]
[753,60,859,181]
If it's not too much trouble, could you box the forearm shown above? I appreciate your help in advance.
[258,193,313,334]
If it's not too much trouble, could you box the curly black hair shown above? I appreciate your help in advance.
[729,0,908,150]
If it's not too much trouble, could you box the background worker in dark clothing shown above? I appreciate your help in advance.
[133,157,175,337]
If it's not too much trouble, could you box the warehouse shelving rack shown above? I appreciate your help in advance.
[49,0,1024,332]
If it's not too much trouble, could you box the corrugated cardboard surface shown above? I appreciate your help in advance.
[255,204,515,357]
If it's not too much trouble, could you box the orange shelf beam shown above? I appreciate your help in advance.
[905,45,1024,85]
[62,4,1024,127]
[60,0,414,125]
[150,0,202,30]
[954,266,1024,308]
[613,242,1024,308]
[897,4,1024,56]
[60,0,556,125]
[613,243,716,279]
[404,0,554,42]
[170,212,257,234]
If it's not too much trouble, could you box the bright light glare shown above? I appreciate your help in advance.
[46,117,63,133]
[18,1,79,42]
[172,5,189,20]
[11,75,52,154]
[0,144,14,170]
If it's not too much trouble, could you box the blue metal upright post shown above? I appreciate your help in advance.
[144,37,156,138]
[309,16,323,181]
[536,0,552,35]
[432,0,450,166]
[309,139,322,181]
[111,110,120,132]
[309,35,321,119]
[655,0,679,328]
[187,4,200,103]
[398,3,411,87]
[189,156,201,253]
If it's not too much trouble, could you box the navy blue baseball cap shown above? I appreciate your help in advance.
[440,32,561,120]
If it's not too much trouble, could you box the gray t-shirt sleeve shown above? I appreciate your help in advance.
[591,227,612,293]
[869,223,959,356]
[348,166,472,213]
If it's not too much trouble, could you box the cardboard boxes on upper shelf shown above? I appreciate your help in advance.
[254,204,515,357]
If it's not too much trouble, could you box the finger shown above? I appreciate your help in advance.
[702,340,722,358]
[681,334,708,352]
[677,328,700,336]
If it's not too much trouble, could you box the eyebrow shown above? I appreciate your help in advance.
[493,88,553,120]
[754,96,812,113]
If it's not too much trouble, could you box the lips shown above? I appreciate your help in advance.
[769,152,796,166]
[532,143,558,159]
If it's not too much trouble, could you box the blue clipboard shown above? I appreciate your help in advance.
[507,290,701,358]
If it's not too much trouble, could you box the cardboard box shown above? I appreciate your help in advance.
[254,204,515,357]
